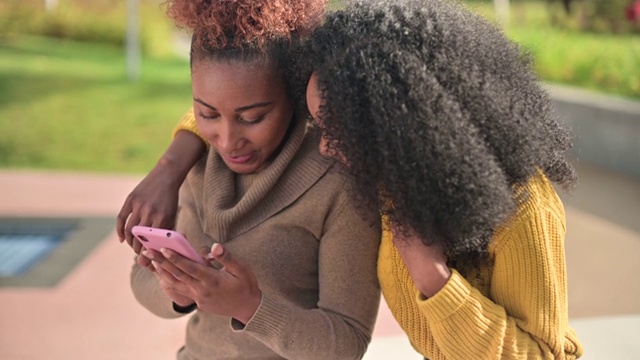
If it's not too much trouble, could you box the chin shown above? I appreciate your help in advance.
[225,161,261,175]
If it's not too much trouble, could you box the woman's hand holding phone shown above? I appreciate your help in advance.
[138,249,196,308]
[145,243,262,325]
[133,226,207,308]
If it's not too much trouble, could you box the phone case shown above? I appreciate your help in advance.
[131,225,205,264]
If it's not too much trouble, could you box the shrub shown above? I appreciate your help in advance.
[549,0,640,34]
[0,0,177,57]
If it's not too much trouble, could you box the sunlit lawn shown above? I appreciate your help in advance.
[467,1,640,99]
[0,1,638,173]
[0,35,192,173]
[511,27,639,98]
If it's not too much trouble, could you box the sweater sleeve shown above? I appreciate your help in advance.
[238,187,382,360]
[379,175,583,359]
[172,108,205,141]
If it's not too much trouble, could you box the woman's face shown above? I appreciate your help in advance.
[306,72,346,163]
[192,59,293,174]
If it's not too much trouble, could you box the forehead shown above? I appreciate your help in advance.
[193,58,277,86]
[191,59,283,102]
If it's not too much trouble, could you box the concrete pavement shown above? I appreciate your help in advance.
[0,161,639,359]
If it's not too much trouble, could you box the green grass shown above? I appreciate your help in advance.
[465,1,640,99]
[1,1,638,173]
[0,35,192,173]
[510,28,640,98]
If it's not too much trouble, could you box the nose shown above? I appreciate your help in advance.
[205,120,243,153]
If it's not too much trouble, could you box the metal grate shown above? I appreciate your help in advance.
[0,234,65,276]
[0,221,76,277]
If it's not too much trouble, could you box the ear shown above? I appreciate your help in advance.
[306,72,322,122]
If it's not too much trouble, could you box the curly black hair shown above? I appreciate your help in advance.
[303,0,577,266]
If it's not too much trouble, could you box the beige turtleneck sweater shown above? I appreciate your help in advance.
[131,118,382,360]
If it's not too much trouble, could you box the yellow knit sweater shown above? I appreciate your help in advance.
[378,173,583,359]
[173,109,202,139]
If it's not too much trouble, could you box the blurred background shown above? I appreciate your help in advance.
[0,0,638,359]
[0,0,638,173]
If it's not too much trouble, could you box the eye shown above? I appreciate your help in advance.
[198,112,219,120]
[238,114,266,125]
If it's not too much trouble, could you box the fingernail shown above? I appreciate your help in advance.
[211,243,224,256]
[142,250,151,259]
[160,248,169,257]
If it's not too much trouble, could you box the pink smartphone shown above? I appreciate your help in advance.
[131,226,205,265]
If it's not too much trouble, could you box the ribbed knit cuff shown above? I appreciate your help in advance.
[172,108,206,143]
[415,269,471,323]
[234,294,291,341]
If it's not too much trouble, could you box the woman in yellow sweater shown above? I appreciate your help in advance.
[303,1,583,358]
[118,0,584,358]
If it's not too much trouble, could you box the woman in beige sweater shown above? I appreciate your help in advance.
[125,1,381,359]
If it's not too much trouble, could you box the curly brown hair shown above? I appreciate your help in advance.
[166,0,327,49]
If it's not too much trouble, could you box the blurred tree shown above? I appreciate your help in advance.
[548,0,639,33]
[0,0,176,56]
[625,0,640,22]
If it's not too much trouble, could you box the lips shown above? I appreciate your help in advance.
[223,152,255,164]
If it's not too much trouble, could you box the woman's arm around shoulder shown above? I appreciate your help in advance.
[117,109,207,251]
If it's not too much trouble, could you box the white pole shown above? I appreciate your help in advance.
[494,0,510,27]
[126,0,141,81]
[45,0,58,12]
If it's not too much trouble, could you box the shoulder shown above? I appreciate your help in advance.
[514,170,566,224]
[489,171,566,254]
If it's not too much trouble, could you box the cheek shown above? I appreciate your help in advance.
[306,86,321,121]
[308,97,320,121]
[252,118,290,152]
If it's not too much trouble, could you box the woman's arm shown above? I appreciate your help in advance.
[382,176,583,359]
[117,110,206,252]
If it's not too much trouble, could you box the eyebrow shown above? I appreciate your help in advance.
[194,98,274,112]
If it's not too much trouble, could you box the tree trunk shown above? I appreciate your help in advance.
[126,0,141,81]
[494,0,510,27]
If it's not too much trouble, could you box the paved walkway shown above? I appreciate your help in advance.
[0,161,638,359]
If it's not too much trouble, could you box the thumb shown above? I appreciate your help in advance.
[210,243,244,277]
